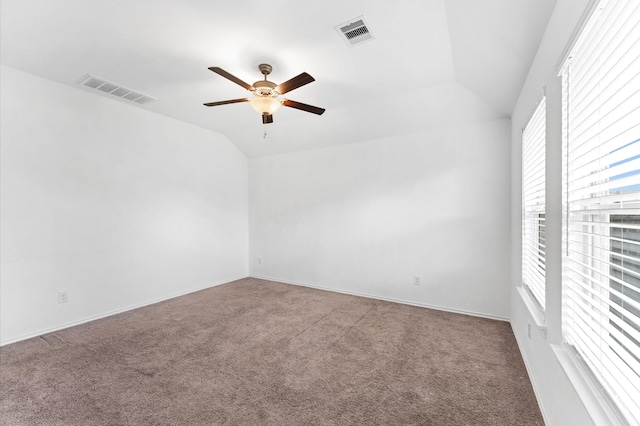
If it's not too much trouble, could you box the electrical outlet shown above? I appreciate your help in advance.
[528,323,532,340]
[413,276,421,286]
[58,291,69,304]
[257,257,262,265]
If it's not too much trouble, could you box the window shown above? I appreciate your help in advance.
[560,0,640,422]
[522,97,546,309]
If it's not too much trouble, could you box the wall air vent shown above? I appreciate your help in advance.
[335,15,375,47]
[77,74,157,105]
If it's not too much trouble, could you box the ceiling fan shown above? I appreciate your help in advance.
[204,64,325,124]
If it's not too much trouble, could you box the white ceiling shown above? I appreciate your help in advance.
[0,0,556,158]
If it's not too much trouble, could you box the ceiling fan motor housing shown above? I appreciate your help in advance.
[253,80,279,97]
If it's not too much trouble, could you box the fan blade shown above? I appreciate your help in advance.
[282,99,325,115]
[275,72,315,94]
[262,114,274,124]
[208,67,254,91]
[203,98,249,107]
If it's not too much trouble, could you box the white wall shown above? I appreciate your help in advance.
[249,119,512,319]
[510,0,612,425]
[0,66,249,345]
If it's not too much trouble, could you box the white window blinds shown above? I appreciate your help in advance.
[522,97,547,309]
[560,0,640,423]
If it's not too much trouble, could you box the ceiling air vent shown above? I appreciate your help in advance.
[335,15,375,47]
[78,74,157,105]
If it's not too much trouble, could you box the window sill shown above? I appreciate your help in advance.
[551,344,630,426]
[517,285,547,337]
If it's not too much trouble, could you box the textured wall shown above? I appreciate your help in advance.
[0,66,249,344]
[250,119,512,319]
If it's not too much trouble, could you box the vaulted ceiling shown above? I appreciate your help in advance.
[0,0,556,158]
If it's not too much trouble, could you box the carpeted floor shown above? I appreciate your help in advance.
[0,278,543,425]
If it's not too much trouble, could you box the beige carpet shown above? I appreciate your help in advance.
[0,277,543,425]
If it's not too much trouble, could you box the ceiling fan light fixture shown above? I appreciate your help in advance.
[249,96,282,115]
[205,64,325,123]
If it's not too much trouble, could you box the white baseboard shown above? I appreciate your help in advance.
[250,274,510,322]
[510,321,551,426]
[0,275,248,347]
[2,274,509,347]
